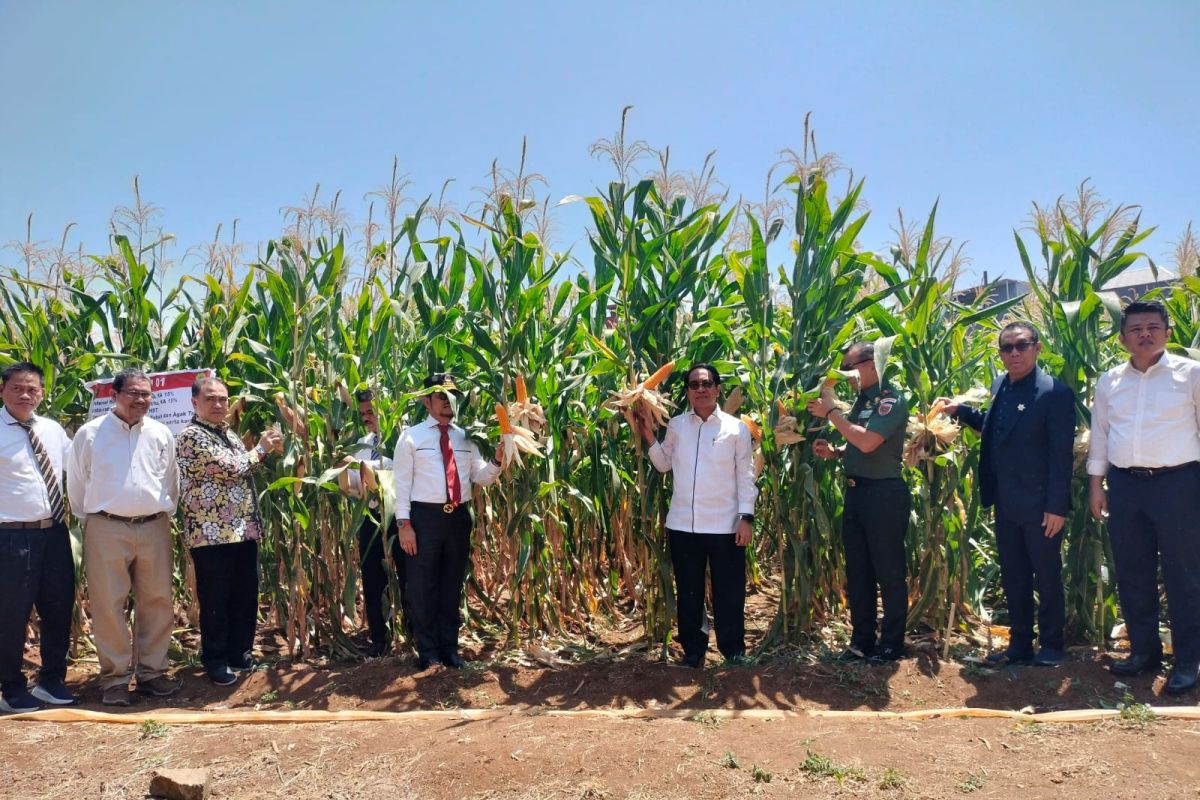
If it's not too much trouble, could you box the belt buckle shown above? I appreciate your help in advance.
[1130,467,1152,479]
[442,503,455,514]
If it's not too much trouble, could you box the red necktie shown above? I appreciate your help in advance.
[438,423,462,506]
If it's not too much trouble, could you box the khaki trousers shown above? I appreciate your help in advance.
[83,514,174,689]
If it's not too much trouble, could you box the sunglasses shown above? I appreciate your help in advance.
[998,341,1037,354]
[686,380,716,390]
[841,358,873,370]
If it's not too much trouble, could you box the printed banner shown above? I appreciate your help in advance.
[85,369,214,434]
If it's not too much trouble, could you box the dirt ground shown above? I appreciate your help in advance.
[4,621,1200,800]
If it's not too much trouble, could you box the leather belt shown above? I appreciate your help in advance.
[411,501,461,515]
[846,475,901,488]
[1112,462,1198,479]
[0,518,56,530]
[96,510,167,524]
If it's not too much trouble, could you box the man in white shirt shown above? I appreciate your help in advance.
[350,388,407,657]
[393,374,505,670]
[636,364,757,667]
[1088,300,1200,695]
[67,368,180,705]
[0,362,76,713]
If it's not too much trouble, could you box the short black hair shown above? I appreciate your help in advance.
[112,368,150,393]
[684,363,721,386]
[1,361,44,386]
[355,388,374,403]
[999,321,1040,343]
[191,376,226,397]
[847,341,875,362]
[1120,300,1169,331]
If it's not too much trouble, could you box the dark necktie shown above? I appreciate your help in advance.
[438,423,462,506]
[16,418,65,523]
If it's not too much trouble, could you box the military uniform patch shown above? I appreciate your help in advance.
[877,398,897,415]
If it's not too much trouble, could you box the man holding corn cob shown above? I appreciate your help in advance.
[393,373,505,670]
[636,363,758,667]
[176,376,282,686]
[936,322,1076,668]
[349,388,408,658]
[809,342,911,663]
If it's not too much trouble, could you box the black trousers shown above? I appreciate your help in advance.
[357,515,408,648]
[995,511,1065,653]
[190,540,259,671]
[668,530,746,661]
[842,478,910,653]
[1107,464,1200,665]
[0,523,74,696]
[405,503,472,661]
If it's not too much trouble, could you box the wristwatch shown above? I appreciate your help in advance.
[738,513,755,523]
[398,519,409,527]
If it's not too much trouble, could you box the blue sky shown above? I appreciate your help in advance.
[2,1,1197,285]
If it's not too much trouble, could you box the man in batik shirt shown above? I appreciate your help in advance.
[176,376,281,685]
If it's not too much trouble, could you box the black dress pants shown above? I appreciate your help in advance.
[405,503,472,662]
[841,478,910,653]
[190,540,259,671]
[668,530,746,662]
[994,511,1065,653]
[357,515,408,649]
[1107,464,1200,665]
[0,523,74,696]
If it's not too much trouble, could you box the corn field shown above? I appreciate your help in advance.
[5,132,1200,662]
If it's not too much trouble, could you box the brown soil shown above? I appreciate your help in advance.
[4,623,1200,799]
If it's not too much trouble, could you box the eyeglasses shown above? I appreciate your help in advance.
[841,358,872,370]
[686,380,716,390]
[119,390,153,400]
[998,341,1037,354]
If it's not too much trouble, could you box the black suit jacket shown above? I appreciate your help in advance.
[954,367,1076,525]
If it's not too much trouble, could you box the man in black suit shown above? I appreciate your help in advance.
[937,322,1076,666]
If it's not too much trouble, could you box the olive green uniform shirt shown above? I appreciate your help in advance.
[841,383,909,479]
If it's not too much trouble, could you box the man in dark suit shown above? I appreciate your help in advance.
[937,322,1076,666]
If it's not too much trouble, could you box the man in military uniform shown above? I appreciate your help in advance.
[808,341,911,662]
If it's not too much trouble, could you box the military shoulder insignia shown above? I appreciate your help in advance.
[877,398,897,415]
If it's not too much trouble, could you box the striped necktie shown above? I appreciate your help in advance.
[15,418,65,523]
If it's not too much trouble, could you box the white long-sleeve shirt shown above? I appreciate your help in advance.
[67,411,179,521]
[1088,352,1200,475]
[648,407,757,534]
[0,406,71,523]
[346,431,394,495]
[392,416,500,519]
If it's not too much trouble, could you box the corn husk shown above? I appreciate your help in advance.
[607,362,675,434]
[497,402,543,469]
[507,375,547,435]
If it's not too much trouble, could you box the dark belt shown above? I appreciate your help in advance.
[0,518,56,530]
[846,475,903,488]
[411,500,464,515]
[96,510,167,524]
[1111,461,1198,479]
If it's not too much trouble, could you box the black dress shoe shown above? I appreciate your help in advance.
[440,653,465,669]
[835,646,870,662]
[869,645,905,664]
[1164,663,1199,695]
[1032,647,1066,667]
[681,653,704,668]
[986,648,1034,666]
[414,656,438,670]
[1109,653,1162,677]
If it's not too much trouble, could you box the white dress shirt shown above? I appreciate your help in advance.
[0,406,72,523]
[392,416,501,519]
[67,411,179,520]
[648,407,757,534]
[347,431,394,497]
[1087,352,1200,475]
